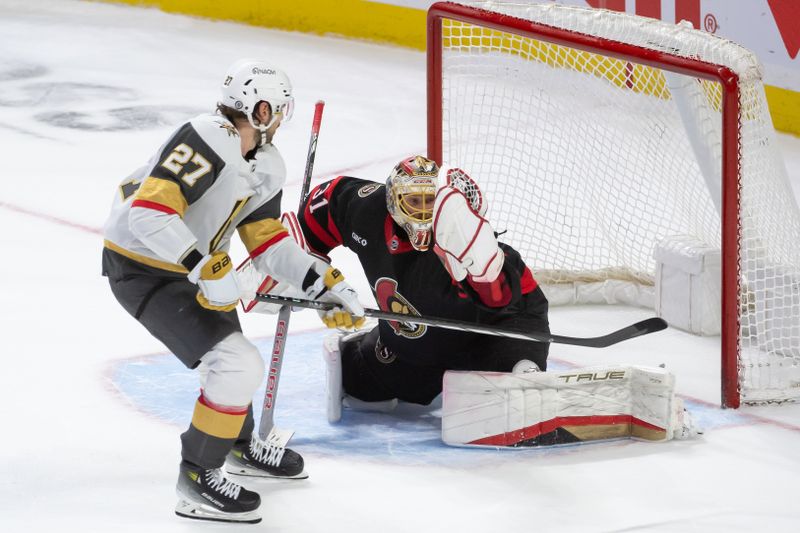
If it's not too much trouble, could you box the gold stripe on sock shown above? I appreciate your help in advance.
[190,399,247,439]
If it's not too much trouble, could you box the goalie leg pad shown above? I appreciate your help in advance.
[323,331,399,423]
[441,365,695,447]
[323,333,345,423]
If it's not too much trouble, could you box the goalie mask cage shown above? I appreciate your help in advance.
[427,1,800,408]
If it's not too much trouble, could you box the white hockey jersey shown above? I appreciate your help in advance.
[103,113,316,285]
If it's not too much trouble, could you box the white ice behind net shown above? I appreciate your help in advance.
[439,1,800,403]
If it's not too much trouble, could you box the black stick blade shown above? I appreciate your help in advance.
[552,317,669,348]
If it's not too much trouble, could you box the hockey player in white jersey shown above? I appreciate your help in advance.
[102,59,364,524]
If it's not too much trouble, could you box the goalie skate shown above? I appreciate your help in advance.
[175,462,261,524]
[226,431,307,479]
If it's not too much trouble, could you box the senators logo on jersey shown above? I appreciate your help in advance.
[374,277,426,339]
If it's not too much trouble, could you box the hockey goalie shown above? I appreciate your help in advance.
[288,156,699,446]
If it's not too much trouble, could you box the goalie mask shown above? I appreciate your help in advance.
[386,155,439,251]
[220,59,294,143]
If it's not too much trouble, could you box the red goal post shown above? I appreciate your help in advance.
[427,1,800,408]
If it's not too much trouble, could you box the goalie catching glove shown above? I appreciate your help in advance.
[186,250,240,312]
[303,264,365,330]
[433,170,504,284]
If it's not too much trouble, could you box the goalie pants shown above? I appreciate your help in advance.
[342,287,550,405]
[103,247,257,468]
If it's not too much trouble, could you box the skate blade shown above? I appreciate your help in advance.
[226,464,309,480]
[175,499,261,524]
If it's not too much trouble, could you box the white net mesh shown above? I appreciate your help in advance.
[435,1,800,404]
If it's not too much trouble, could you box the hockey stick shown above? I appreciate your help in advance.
[258,100,325,443]
[253,293,668,348]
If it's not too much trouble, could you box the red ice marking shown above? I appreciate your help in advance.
[673,394,800,434]
[0,201,102,234]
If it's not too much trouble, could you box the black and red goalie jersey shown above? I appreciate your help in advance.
[298,176,550,377]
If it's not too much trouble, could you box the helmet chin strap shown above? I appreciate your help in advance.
[257,126,268,147]
[249,104,278,147]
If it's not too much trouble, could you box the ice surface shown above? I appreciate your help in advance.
[1,1,799,531]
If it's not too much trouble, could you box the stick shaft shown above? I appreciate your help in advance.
[259,101,325,439]
[300,101,324,203]
[254,292,667,348]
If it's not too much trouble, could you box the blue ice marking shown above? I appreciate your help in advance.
[110,330,745,466]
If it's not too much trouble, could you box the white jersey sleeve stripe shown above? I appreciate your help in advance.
[129,206,198,265]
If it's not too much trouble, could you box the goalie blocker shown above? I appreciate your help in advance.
[442,365,699,447]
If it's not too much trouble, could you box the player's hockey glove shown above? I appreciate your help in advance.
[303,266,365,330]
[186,251,241,312]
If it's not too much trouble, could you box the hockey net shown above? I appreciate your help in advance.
[427,1,800,407]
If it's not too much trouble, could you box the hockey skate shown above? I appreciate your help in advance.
[226,434,307,479]
[175,461,261,524]
[512,359,542,374]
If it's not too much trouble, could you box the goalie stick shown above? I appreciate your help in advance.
[254,293,668,348]
[257,101,325,447]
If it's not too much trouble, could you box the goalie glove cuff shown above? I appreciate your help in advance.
[465,272,513,308]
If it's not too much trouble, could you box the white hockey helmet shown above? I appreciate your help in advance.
[220,59,294,135]
[386,155,439,251]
